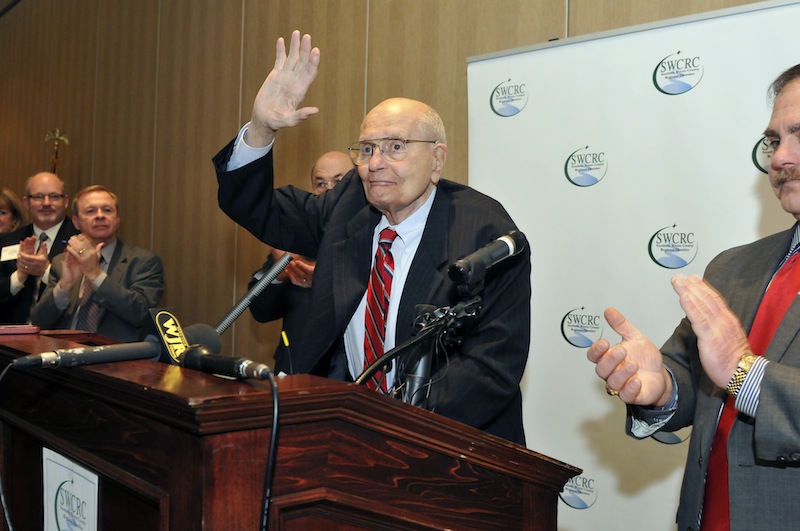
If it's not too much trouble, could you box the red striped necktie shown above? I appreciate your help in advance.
[363,228,398,392]
[701,251,800,530]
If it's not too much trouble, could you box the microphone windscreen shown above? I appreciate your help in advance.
[183,323,222,354]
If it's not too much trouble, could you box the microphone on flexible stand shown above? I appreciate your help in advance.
[215,252,293,335]
[401,305,440,407]
[180,344,272,380]
[448,230,527,297]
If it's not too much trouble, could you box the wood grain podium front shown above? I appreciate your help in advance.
[0,332,579,530]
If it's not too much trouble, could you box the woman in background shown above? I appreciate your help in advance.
[0,188,27,235]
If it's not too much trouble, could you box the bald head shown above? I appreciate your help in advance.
[355,97,448,225]
[310,151,354,194]
[362,98,447,145]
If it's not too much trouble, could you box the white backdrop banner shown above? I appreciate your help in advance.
[467,1,800,529]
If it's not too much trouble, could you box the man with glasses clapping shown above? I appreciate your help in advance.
[0,172,79,324]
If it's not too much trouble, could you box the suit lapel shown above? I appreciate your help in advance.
[294,206,378,374]
[50,219,78,259]
[732,228,800,363]
[396,190,450,343]
[333,208,378,325]
[106,240,126,281]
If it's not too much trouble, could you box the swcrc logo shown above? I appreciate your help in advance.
[752,136,774,174]
[652,51,704,95]
[561,307,604,348]
[564,146,608,187]
[489,79,528,117]
[648,225,698,269]
[55,479,89,530]
[560,474,598,510]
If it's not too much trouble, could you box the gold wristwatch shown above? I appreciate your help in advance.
[726,353,758,397]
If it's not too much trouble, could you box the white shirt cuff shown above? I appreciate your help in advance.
[227,122,274,171]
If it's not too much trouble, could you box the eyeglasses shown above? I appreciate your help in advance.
[27,193,65,203]
[348,138,438,164]
[313,178,342,192]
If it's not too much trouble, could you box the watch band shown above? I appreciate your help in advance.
[726,353,758,397]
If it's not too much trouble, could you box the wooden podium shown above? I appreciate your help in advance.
[0,332,579,530]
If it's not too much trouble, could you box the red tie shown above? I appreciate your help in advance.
[364,228,398,392]
[701,251,800,530]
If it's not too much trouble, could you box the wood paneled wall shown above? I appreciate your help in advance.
[0,0,761,364]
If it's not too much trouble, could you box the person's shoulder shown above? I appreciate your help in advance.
[117,240,161,260]
[707,226,794,275]
[438,179,514,219]
[0,224,32,247]
[718,227,794,257]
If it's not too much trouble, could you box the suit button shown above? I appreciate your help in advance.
[791,452,800,462]
[778,455,787,462]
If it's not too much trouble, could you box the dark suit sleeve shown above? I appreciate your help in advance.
[0,230,23,304]
[215,143,342,258]
[0,266,15,304]
[425,248,531,444]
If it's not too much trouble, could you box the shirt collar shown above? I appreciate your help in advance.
[33,220,64,243]
[376,186,438,244]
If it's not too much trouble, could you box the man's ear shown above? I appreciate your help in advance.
[430,142,448,184]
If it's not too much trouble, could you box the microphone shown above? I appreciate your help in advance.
[150,308,192,365]
[447,230,527,285]
[181,323,222,355]
[180,344,271,380]
[10,323,218,370]
[215,252,293,335]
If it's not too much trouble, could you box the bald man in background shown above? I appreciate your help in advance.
[248,151,354,371]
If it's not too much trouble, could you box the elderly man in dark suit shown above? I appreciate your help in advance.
[588,64,800,531]
[31,185,164,342]
[0,172,79,324]
[214,32,530,445]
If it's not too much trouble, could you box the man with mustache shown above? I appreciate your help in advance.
[588,63,800,530]
[31,185,164,342]
[0,172,79,323]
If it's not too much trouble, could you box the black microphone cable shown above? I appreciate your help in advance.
[181,342,281,530]
[259,369,280,531]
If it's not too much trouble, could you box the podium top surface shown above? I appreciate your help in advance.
[0,331,580,491]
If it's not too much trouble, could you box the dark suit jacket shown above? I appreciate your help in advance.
[30,239,165,342]
[0,219,79,324]
[248,254,312,372]
[650,225,800,530]
[215,143,531,445]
